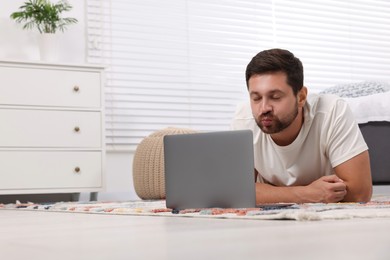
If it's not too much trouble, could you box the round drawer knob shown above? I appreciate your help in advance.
[73,86,80,92]
[74,126,80,132]
[74,167,81,173]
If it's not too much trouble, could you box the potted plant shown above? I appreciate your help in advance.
[10,0,78,61]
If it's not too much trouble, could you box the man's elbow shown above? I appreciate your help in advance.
[344,184,373,203]
[351,191,372,203]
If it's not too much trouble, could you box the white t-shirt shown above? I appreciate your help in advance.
[231,94,368,186]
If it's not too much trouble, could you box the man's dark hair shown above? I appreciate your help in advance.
[245,48,304,95]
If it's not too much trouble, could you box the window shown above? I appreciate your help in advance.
[87,0,390,151]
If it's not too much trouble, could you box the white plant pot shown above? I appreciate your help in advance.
[39,33,60,62]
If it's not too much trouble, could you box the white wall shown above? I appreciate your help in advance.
[1,0,139,201]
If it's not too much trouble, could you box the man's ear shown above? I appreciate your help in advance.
[298,86,308,107]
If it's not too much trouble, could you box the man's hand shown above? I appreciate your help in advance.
[305,175,347,203]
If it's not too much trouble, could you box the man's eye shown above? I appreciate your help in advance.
[271,96,281,100]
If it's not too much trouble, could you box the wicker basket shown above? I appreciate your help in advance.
[132,127,197,199]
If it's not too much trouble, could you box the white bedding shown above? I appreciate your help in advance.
[344,90,390,124]
[319,81,390,124]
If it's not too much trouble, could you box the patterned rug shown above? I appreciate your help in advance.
[2,195,390,221]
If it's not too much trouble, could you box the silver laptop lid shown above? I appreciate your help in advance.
[164,130,255,210]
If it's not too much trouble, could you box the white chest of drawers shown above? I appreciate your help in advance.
[0,60,105,194]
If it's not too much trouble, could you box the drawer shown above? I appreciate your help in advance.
[0,109,102,148]
[0,151,102,190]
[0,66,101,108]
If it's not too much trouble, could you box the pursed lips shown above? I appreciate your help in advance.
[260,116,273,127]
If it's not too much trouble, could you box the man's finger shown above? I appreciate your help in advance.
[322,174,344,183]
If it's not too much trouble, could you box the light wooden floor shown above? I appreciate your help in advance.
[2,208,390,260]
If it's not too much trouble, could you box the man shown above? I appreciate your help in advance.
[231,48,372,203]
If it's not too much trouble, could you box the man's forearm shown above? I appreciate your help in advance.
[255,183,310,204]
[334,151,372,203]
[256,174,348,204]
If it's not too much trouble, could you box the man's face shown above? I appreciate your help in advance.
[248,72,299,134]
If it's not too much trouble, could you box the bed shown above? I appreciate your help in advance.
[359,122,390,184]
[320,81,390,185]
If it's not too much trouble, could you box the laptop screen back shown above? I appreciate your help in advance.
[164,130,255,210]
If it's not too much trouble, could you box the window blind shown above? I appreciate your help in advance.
[87,0,272,150]
[271,0,390,91]
[87,0,390,151]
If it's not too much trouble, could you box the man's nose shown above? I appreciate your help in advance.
[260,99,272,115]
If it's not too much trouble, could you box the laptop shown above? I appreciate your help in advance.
[163,129,256,210]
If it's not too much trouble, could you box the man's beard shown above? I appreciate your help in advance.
[255,102,299,134]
